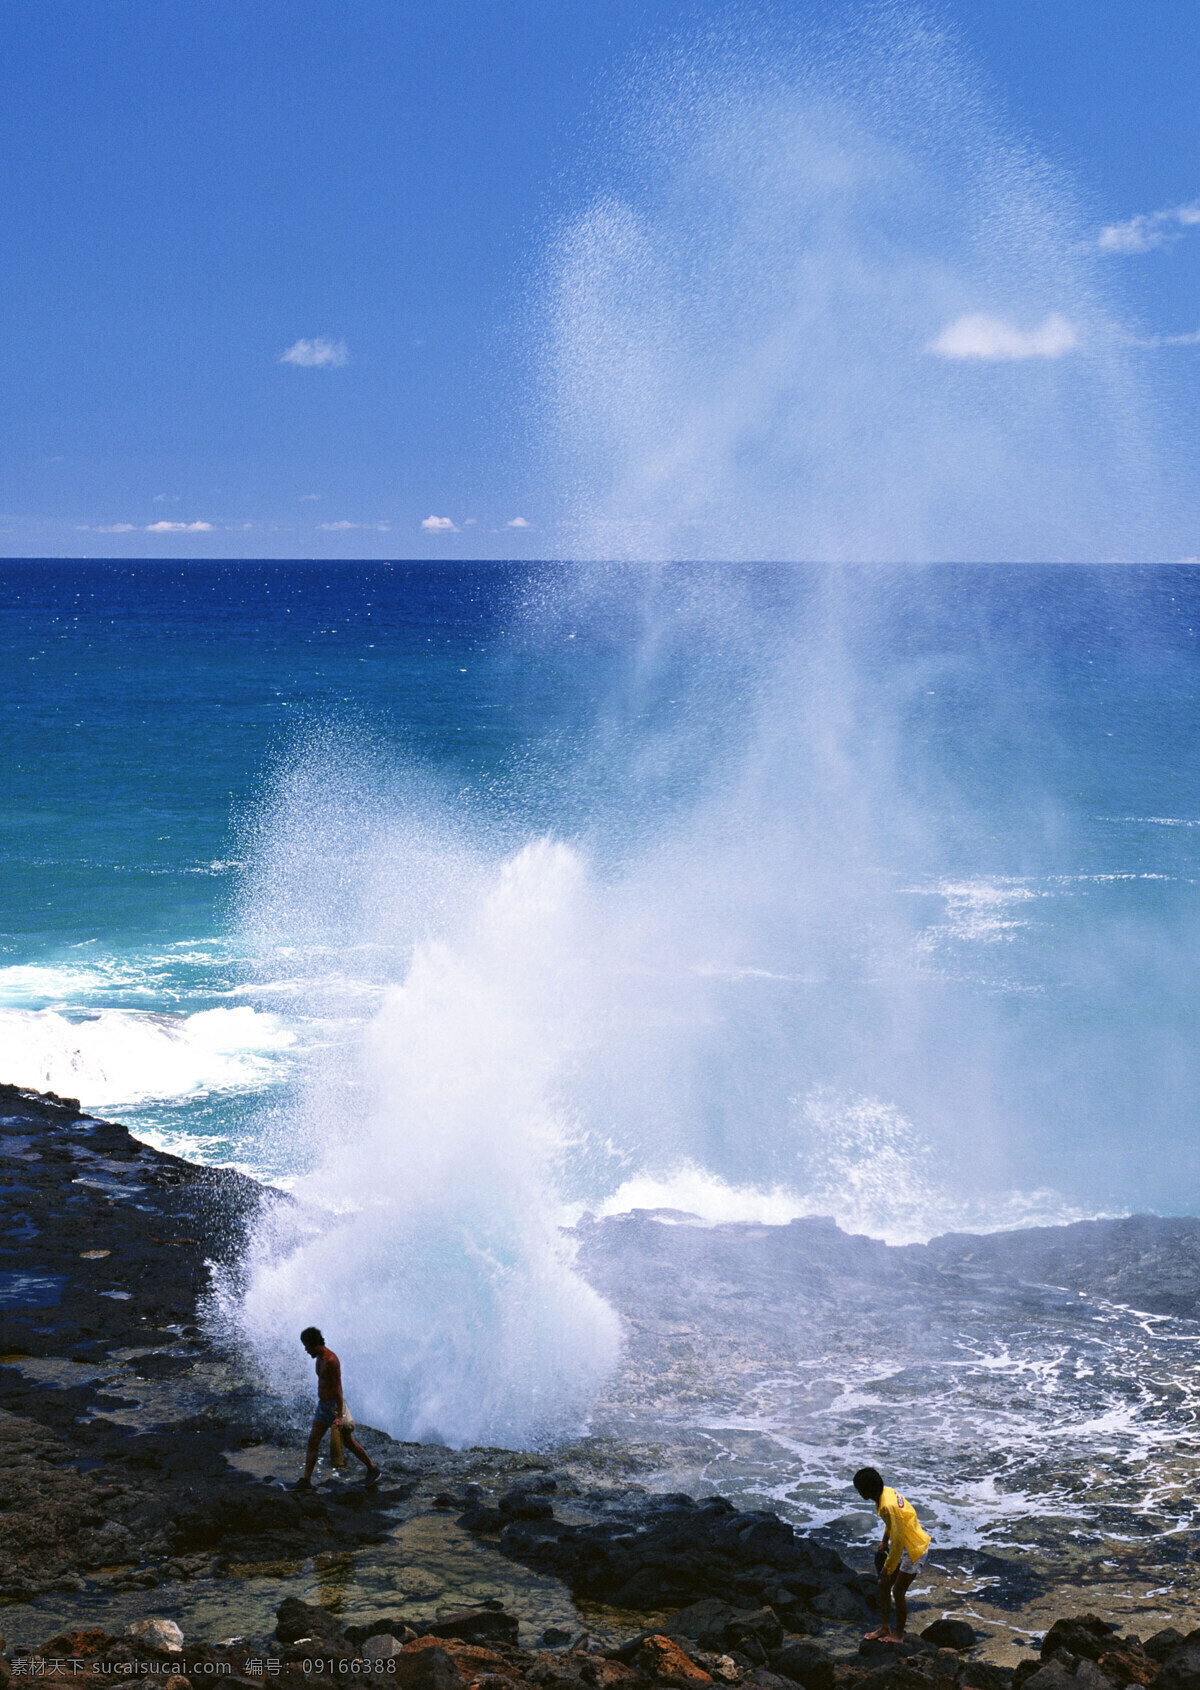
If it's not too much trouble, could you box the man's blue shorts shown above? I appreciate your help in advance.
[313,1401,339,1431]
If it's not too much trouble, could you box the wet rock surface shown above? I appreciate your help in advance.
[473,1491,872,1624]
[8,1603,1200,1690]
[0,1085,413,1602]
[8,1085,1200,1668]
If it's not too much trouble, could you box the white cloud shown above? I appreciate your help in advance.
[79,522,136,533]
[1132,327,1200,349]
[145,520,213,532]
[320,520,390,531]
[927,313,1078,361]
[505,516,530,528]
[299,493,322,501]
[421,515,458,532]
[1099,201,1200,254]
[280,337,349,368]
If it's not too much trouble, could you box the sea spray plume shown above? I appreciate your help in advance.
[511,564,1200,1220]
[537,6,1179,561]
[221,831,622,1446]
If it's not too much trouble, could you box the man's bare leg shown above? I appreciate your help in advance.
[343,1428,381,1482]
[294,1421,326,1488]
[881,1572,915,1643]
[866,1572,896,1639]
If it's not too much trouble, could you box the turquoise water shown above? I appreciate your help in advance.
[3,560,1200,1227]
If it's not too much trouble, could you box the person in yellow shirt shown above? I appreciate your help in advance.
[853,1466,932,1643]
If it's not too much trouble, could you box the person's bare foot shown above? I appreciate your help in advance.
[863,1629,888,1641]
[880,1633,903,1645]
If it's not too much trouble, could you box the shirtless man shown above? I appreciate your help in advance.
[853,1466,931,1643]
[294,1326,381,1489]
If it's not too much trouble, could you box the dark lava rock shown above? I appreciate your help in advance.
[1012,1662,1046,1690]
[772,1640,835,1690]
[960,1666,1015,1690]
[725,1611,785,1655]
[500,1488,556,1520]
[423,1611,521,1647]
[858,1640,927,1663]
[1021,1663,1078,1690]
[921,1622,978,1652]
[1145,1636,1189,1665]
[275,1597,350,1647]
[1157,1649,1200,1690]
[487,1492,862,1623]
[1040,1619,1119,1664]
[343,1620,419,1649]
[458,1503,506,1533]
[392,1645,471,1690]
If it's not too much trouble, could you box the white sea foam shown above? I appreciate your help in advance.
[0,1005,296,1109]
[220,838,623,1448]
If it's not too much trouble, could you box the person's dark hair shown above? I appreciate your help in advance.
[853,1466,884,1501]
[300,1326,325,1349]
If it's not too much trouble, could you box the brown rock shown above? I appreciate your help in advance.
[38,1631,115,1659]
[395,1641,470,1690]
[636,1637,714,1688]
[1099,1649,1158,1689]
[582,1661,640,1689]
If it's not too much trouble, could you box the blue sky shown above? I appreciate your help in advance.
[1,0,1197,560]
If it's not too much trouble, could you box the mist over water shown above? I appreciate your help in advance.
[222,12,1200,1445]
[540,8,1179,562]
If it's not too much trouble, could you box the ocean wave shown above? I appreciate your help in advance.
[592,1162,1088,1244]
[592,1091,1090,1245]
[0,1005,296,1110]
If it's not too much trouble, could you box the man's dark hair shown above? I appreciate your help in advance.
[301,1326,325,1348]
[853,1466,884,1501]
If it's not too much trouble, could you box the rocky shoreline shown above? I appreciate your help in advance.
[5,1085,1200,1689]
[5,1593,1200,1690]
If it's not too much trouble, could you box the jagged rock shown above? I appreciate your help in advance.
[1145,1637,1189,1665]
[1041,1622,1119,1665]
[814,1587,870,1620]
[1156,1651,1200,1690]
[1021,1662,1077,1690]
[772,1640,835,1690]
[960,1664,1014,1690]
[423,1611,521,1647]
[344,1620,419,1649]
[633,1637,713,1687]
[725,1611,784,1654]
[1096,1645,1156,1687]
[275,1598,349,1648]
[500,1489,556,1520]
[921,1623,977,1653]
[494,1495,859,1622]
[37,1631,115,1659]
[394,1639,485,1690]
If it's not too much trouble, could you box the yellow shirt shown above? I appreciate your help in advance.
[877,1486,931,1575]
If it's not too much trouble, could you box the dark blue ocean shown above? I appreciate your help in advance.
[13,558,1200,1563]
[4,560,1200,1229]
